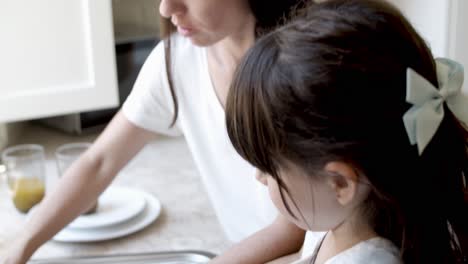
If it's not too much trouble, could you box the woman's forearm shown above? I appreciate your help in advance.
[10,112,156,262]
[18,153,113,258]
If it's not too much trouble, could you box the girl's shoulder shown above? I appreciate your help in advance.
[295,236,402,264]
[328,237,402,264]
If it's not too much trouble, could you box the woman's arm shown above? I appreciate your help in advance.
[209,214,305,264]
[4,111,158,264]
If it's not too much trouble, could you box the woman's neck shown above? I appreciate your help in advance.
[205,15,255,108]
[209,14,256,69]
[314,210,377,264]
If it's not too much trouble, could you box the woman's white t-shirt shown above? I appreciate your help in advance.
[122,33,277,242]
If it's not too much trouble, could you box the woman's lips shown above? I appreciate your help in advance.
[177,26,193,36]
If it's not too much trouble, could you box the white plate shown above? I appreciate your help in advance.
[67,186,147,229]
[53,191,161,242]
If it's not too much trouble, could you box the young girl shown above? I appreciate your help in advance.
[226,0,468,263]
[3,0,308,263]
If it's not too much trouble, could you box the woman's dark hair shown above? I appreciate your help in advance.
[226,0,468,263]
[158,0,307,126]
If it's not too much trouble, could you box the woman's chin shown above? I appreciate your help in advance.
[181,32,220,47]
[188,37,214,47]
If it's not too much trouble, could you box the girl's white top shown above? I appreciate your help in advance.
[122,33,276,242]
[295,233,402,264]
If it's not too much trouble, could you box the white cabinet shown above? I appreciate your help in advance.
[0,0,118,123]
[390,0,468,92]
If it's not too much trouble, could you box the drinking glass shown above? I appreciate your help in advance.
[55,142,98,214]
[1,144,46,213]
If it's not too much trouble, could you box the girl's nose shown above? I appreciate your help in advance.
[255,170,268,186]
[159,0,184,18]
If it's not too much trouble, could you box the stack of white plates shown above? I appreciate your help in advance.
[52,186,161,242]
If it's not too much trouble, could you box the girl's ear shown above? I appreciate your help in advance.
[324,161,360,206]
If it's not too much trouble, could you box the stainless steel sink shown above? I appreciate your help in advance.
[28,250,215,264]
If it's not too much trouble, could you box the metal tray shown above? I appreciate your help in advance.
[28,250,216,264]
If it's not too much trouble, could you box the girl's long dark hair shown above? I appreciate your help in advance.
[158,0,307,126]
[226,0,468,263]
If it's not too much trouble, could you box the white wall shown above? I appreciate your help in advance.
[449,0,468,94]
[389,0,467,93]
[390,0,450,57]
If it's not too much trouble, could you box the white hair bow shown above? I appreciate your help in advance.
[403,58,468,155]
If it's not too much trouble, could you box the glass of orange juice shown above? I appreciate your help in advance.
[1,144,46,213]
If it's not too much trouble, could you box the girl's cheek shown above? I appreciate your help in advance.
[255,171,268,186]
[267,179,290,218]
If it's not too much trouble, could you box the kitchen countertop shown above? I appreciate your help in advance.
[0,123,231,260]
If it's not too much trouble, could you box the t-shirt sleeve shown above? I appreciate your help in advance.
[122,41,182,137]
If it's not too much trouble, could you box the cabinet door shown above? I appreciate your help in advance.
[390,0,468,92]
[0,0,118,123]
